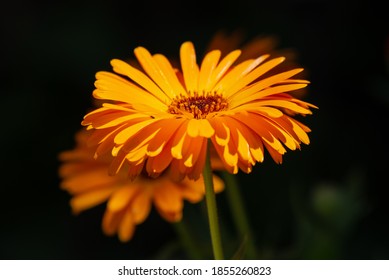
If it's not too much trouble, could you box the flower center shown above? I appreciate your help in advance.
[168,92,228,119]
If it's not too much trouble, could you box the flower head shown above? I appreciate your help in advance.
[82,41,317,180]
[58,129,224,242]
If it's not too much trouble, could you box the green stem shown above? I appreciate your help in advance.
[222,171,259,259]
[203,142,224,260]
[173,220,203,259]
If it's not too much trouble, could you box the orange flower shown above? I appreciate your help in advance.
[82,41,317,180]
[58,129,224,242]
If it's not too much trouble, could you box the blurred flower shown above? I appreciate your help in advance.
[58,129,224,242]
[205,29,288,64]
[82,41,317,181]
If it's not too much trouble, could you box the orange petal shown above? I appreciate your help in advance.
[107,186,138,212]
[213,174,225,193]
[187,119,215,138]
[70,188,116,214]
[102,210,121,236]
[60,168,118,194]
[198,50,221,93]
[186,137,208,180]
[179,179,205,203]
[289,117,310,144]
[153,183,183,213]
[182,136,204,168]
[222,142,239,169]
[156,209,182,223]
[131,190,152,224]
[153,54,187,97]
[118,209,136,242]
[180,42,199,93]
[263,141,283,164]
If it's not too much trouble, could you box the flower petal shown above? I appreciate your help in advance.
[186,137,207,180]
[107,186,138,212]
[102,210,121,236]
[70,188,116,214]
[187,119,215,138]
[153,183,183,213]
[180,42,199,93]
[198,50,221,93]
[153,54,187,97]
[118,209,136,242]
[60,168,117,194]
[131,190,152,224]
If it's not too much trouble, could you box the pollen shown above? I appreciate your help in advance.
[169,91,228,119]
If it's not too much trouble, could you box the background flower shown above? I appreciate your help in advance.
[58,129,224,242]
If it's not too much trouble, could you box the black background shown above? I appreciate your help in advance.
[1,0,389,259]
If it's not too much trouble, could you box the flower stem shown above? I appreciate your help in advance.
[203,142,224,260]
[221,171,259,259]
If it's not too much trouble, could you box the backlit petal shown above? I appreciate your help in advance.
[70,188,116,214]
[180,42,199,93]
[187,119,215,138]
[131,190,152,224]
[118,209,136,242]
[198,50,221,93]
[107,186,138,212]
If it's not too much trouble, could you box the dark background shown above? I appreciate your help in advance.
[1,0,388,259]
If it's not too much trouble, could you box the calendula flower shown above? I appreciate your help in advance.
[58,129,224,242]
[82,41,317,180]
